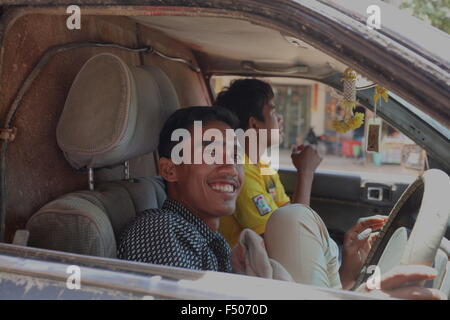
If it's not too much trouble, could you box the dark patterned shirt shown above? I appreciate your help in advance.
[117,199,232,273]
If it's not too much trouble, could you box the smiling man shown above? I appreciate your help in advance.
[117,106,243,272]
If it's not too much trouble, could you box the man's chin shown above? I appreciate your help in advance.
[214,202,236,217]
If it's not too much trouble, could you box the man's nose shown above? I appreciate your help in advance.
[221,154,235,169]
[218,162,240,181]
[219,150,239,171]
[277,113,284,126]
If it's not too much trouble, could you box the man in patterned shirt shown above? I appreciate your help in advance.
[118,106,243,273]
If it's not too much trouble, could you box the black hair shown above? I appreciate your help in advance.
[158,106,239,159]
[214,78,274,130]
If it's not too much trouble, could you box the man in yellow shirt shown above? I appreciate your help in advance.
[219,153,290,248]
[216,79,322,248]
[215,79,386,290]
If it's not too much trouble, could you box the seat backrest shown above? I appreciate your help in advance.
[26,53,179,258]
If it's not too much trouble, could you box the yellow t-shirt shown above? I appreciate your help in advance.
[219,155,290,248]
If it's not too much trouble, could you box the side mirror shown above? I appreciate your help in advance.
[401,144,426,172]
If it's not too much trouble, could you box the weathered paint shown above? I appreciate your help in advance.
[0,11,208,241]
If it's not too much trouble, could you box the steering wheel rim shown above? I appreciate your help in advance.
[354,169,450,289]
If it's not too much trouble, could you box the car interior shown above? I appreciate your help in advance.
[0,5,449,297]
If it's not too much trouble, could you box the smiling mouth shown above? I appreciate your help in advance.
[208,181,239,194]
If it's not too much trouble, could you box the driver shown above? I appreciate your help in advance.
[118,105,444,299]
[214,79,443,293]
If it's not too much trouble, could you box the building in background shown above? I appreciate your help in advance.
[211,76,424,176]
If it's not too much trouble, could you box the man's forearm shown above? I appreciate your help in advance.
[291,171,314,206]
[339,265,357,290]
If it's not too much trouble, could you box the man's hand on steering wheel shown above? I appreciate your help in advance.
[359,265,446,300]
[339,215,389,289]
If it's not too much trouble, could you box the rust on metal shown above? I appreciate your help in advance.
[0,127,16,141]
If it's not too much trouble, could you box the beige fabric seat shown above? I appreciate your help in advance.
[26,53,179,258]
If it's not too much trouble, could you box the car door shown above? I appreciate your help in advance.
[279,168,414,245]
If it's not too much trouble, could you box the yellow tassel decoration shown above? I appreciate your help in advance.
[347,112,365,129]
[332,68,364,133]
[374,85,389,104]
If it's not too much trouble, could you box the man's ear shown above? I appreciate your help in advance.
[159,157,178,182]
[248,116,261,130]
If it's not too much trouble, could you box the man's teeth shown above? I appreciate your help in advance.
[210,184,235,193]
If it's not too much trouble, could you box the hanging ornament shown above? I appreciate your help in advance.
[374,85,389,105]
[366,85,389,153]
[366,117,382,153]
[332,68,364,133]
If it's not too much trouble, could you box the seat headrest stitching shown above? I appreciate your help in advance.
[70,191,108,213]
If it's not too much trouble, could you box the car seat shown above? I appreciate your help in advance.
[25,53,179,258]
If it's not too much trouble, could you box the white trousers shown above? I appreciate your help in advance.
[264,204,342,289]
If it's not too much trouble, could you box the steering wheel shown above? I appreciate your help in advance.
[354,169,450,290]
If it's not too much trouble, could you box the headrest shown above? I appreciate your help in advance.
[57,53,179,169]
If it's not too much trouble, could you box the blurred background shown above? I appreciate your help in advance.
[211,76,426,179]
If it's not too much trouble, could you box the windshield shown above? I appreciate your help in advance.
[211,75,436,180]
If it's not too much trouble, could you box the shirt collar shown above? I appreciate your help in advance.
[244,153,277,175]
[162,199,221,244]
